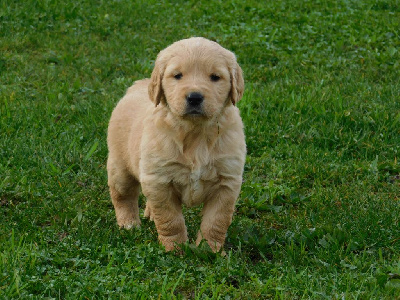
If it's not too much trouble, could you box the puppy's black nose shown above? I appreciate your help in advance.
[186,92,204,106]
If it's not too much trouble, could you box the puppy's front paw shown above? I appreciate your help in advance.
[159,235,187,252]
[117,215,141,229]
[196,231,224,253]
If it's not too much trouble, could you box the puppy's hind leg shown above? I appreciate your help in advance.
[144,202,153,221]
[108,167,141,229]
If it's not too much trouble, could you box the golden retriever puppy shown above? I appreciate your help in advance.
[107,37,245,252]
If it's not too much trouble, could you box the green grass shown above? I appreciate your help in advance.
[1,0,400,298]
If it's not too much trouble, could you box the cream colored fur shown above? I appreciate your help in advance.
[107,37,246,252]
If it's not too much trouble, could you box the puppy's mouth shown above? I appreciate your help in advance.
[185,107,205,116]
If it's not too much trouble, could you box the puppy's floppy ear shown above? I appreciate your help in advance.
[148,54,165,106]
[229,61,245,106]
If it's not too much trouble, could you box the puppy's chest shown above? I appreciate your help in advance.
[173,163,219,207]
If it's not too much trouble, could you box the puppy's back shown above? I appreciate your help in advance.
[107,79,153,177]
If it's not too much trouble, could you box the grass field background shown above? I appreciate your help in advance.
[1,0,400,298]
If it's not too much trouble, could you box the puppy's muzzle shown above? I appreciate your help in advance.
[185,92,204,115]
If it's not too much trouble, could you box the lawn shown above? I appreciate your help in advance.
[1,0,400,298]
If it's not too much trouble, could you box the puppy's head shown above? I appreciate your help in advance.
[148,37,244,119]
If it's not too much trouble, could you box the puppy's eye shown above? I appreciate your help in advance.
[174,73,183,80]
[210,74,220,82]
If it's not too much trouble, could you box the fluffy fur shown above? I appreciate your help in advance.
[107,37,246,252]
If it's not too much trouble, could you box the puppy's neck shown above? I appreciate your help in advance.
[154,108,222,168]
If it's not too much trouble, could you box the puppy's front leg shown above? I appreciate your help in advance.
[142,183,188,251]
[196,184,241,252]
